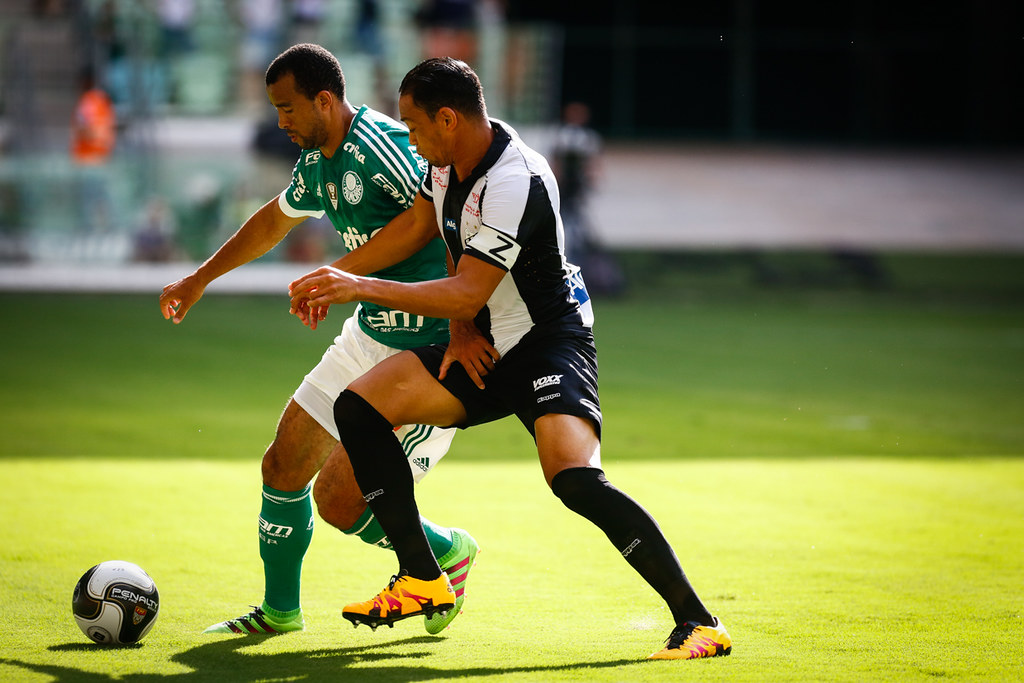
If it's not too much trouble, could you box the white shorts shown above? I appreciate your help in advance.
[293,315,456,483]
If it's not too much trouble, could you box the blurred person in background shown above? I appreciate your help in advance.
[236,0,285,114]
[159,43,480,637]
[70,65,117,233]
[415,0,479,63]
[550,101,623,296]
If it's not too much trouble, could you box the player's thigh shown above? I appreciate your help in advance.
[534,413,602,487]
[263,398,337,490]
[347,350,467,428]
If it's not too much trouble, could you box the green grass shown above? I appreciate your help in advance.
[1,252,1023,681]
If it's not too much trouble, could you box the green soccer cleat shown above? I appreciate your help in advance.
[203,602,305,635]
[424,528,479,634]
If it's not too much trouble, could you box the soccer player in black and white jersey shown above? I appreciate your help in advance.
[288,57,731,661]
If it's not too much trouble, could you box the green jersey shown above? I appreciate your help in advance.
[278,106,448,349]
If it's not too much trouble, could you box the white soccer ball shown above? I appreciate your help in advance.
[72,561,159,645]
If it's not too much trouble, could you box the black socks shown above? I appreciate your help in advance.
[333,389,440,580]
[551,466,712,626]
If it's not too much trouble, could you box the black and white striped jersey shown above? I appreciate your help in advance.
[420,119,594,357]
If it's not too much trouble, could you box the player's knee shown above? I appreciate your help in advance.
[333,389,391,443]
[550,466,608,515]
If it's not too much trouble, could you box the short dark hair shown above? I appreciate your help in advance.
[266,43,346,101]
[399,57,486,121]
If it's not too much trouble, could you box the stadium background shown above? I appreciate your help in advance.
[0,0,1021,287]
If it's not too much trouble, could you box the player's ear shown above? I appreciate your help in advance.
[437,106,458,131]
[315,90,332,110]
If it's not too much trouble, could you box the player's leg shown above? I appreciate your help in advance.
[399,425,479,634]
[536,414,730,659]
[204,399,334,635]
[334,351,468,628]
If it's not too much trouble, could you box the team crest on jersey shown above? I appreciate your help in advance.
[326,182,339,209]
[342,171,363,204]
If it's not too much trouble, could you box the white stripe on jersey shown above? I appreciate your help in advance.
[353,119,420,202]
[277,189,325,219]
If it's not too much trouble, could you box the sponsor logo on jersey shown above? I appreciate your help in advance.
[291,172,308,203]
[411,457,431,472]
[342,171,363,204]
[304,150,321,164]
[363,309,426,332]
[373,173,410,208]
[341,226,368,252]
[343,141,366,164]
[326,182,338,209]
[533,374,563,391]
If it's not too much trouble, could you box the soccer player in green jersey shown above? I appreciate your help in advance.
[159,44,481,636]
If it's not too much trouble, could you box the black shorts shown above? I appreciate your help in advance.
[410,327,602,439]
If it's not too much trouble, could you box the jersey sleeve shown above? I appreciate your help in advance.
[464,169,537,271]
[352,120,426,210]
[279,153,326,219]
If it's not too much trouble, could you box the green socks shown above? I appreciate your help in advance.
[259,484,314,612]
[344,506,454,560]
[258,486,453,613]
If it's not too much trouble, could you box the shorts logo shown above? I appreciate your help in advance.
[364,488,385,502]
[326,182,339,209]
[444,218,458,232]
[342,171,363,204]
[533,374,563,392]
[622,538,641,557]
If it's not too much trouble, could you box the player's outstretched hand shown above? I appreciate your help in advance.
[159,274,205,324]
[288,266,361,321]
[440,319,500,390]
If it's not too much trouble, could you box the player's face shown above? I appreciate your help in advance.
[267,73,329,150]
[399,94,449,167]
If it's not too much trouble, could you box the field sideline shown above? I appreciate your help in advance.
[1,256,1022,681]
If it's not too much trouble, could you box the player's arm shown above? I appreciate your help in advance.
[329,196,438,277]
[160,198,303,323]
[289,248,503,323]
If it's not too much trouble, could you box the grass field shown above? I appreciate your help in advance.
[1,253,1022,681]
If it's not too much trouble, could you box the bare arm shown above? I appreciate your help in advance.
[160,197,303,323]
[289,249,503,322]
[328,203,438,276]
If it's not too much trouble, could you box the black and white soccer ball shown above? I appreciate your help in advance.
[72,561,159,645]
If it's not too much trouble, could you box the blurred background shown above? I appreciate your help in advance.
[0,0,1021,293]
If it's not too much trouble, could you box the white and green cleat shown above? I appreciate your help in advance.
[203,601,305,635]
[424,528,479,635]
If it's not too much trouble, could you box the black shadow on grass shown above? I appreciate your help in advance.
[0,636,642,681]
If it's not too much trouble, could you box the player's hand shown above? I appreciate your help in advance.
[439,319,500,390]
[159,274,205,324]
[288,266,361,319]
[291,299,330,330]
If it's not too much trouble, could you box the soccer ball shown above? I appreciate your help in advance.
[72,561,159,645]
